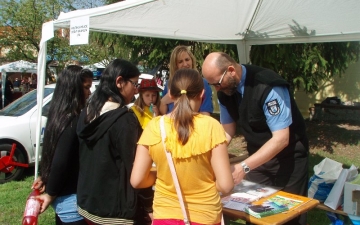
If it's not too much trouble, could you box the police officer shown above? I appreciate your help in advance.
[202,52,309,225]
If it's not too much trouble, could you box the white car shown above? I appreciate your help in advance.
[0,74,160,184]
[0,81,99,184]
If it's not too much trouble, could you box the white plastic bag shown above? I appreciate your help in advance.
[308,158,343,202]
[324,165,358,210]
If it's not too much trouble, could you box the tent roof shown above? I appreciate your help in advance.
[52,0,360,45]
[0,60,37,73]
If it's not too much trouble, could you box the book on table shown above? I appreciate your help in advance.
[245,200,289,218]
[221,180,281,211]
[244,193,305,218]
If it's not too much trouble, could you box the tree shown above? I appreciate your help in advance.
[0,0,107,80]
[0,0,71,62]
[78,32,132,67]
[249,42,360,93]
[111,35,239,73]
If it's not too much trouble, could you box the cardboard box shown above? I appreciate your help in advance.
[344,175,360,216]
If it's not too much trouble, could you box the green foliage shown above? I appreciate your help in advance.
[77,32,133,66]
[0,175,55,225]
[250,42,360,93]
[0,0,75,63]
[0,0,84,83]
[110,35,239,73]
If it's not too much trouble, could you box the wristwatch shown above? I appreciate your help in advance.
[240,162,251,173]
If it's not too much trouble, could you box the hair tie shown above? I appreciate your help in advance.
[180,90,187,94]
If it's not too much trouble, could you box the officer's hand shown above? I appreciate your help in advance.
[231,163,246,185]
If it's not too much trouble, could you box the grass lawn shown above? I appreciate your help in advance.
[0,119,359,225]
[0,171,55,225]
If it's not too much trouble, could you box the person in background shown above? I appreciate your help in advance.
[4,77,14,106]
[130,78,162,221]
[21,77,30,93]
[33,66,93,225]
[159,45,213,115]
[137,60,145,73]
[131,68,233,225]
[0,76,2,109]
[13,78,21,90]
[31,73,37,89]
[131,79,162,130]
[202,52,309,225]
[76,59,153,225]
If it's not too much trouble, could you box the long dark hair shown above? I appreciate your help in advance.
[85,59,140,123]
[40,66,93,183]
[169,68,204,145]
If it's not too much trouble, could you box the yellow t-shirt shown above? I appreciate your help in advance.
[138,115,227,224]
[131,105,154,129]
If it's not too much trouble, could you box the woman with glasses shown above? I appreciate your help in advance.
[159,45,214,115]
[76,59,153,225]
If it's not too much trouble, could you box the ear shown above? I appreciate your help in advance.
[115,76,123,88]
[228,65,236,77]
[200,89,205,99]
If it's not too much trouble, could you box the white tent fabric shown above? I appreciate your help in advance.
[34,0,360,177]
[0,60,37,73]
[52,0,360,62]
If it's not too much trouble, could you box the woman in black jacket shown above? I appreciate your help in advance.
[77,59,153,225]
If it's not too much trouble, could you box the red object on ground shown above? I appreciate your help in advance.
[0,143,28,173]
[22,189,41,225]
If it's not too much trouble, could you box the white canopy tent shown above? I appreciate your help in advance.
[1,60,37,108]
[0,60,37,73]
[34,0,360,176]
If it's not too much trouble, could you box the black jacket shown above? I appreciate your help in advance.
[218,64,308,158]
[46,116,80,197]
[77,106,142,219]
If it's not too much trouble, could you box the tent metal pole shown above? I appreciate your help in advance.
[237,41,250,64]
[34,39,48,180]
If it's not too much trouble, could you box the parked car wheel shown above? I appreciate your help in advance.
[0,143,27,184]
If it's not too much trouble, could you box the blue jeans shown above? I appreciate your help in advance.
[52,194,84,223]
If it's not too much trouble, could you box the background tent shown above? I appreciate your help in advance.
[1,60,37,108]
[34,0,360,177]
[0,60,37,73]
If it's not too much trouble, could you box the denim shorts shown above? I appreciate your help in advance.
[51,194,84,223]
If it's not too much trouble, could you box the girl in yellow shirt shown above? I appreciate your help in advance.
[131,79,162,129]
[131,68,234,225]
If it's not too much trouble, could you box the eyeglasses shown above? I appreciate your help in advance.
[127,79,140,88]
[208,69,227,87]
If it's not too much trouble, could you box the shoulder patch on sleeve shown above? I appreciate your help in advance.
[266,99,280,116]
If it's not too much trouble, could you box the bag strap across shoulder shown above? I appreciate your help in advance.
[159,116,224,225]
[160,116,190,225]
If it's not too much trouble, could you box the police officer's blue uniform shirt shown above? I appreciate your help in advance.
[219,65,292,132]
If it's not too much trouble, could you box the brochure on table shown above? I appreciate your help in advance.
[221,180,281,211]
[245,198,289,218]
[244,193,309,218]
